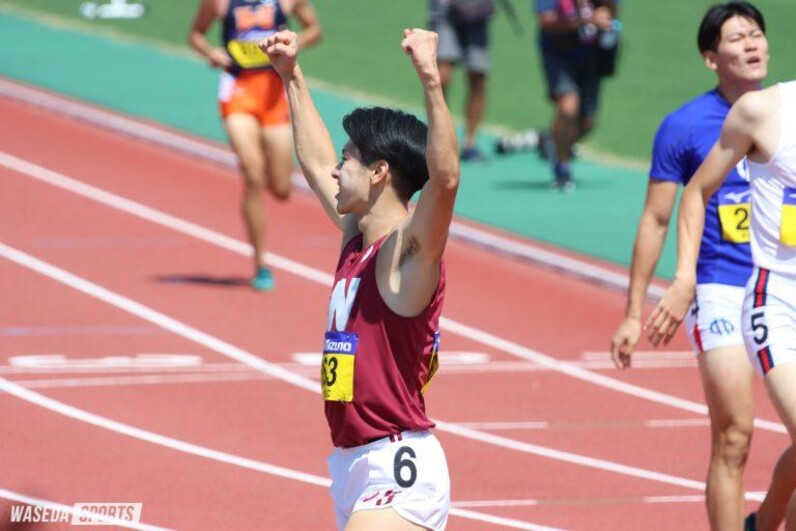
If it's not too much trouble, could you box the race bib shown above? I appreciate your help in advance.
[717,186,751,243]
[321,331,358,402]
[227,39,271,69]
[780,187,796,246]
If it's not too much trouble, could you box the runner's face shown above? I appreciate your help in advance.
[331,141,372,215]
[711,16,768,84]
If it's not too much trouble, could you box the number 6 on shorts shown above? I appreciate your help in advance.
[393,446,417,488]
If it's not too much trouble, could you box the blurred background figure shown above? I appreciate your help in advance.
[428,0,496,162]
[189,0,321,290]
[534,0,620,191]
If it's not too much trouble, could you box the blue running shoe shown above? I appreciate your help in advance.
[551,161,576,192]
[461,145,485,162]
[251,267,275,291]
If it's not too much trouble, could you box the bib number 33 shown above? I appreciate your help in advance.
[321,331,358,402]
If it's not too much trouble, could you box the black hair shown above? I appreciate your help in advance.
[698,1,766,53]
[342,107,429,202]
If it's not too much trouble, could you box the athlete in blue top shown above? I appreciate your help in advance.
[650,88,753,287]
[611,4,794,530]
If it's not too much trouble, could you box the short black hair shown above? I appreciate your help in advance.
[342,107,429,202]
[698,1,766,53]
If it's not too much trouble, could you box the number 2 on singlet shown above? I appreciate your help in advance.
[718,203,751,243]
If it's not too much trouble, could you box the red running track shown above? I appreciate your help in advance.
[0,95,790,530]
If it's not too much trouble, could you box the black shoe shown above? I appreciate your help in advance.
[744,512,757,531]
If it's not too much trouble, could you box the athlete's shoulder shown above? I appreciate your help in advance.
[660,90,722,130]
[733,85,778,123]
[199,0,227,17]
[654,91,722,153]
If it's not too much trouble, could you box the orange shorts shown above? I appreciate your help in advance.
[218,69,290,126]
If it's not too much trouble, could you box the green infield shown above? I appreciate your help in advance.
[3,0,795,162]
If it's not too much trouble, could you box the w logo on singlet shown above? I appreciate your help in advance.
[327,278,361,332]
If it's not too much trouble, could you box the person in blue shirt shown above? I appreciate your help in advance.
[534,0,619,191]
[611,3,795,530]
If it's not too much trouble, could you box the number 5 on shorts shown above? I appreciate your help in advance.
[751,311,769,345]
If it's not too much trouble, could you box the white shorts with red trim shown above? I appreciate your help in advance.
[742,267,796,377]
[327,430,450,530]
[684,283,745,353]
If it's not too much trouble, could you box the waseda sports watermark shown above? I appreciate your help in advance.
[9,503,143,526]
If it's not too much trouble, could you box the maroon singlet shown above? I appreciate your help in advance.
[322,233,444,448]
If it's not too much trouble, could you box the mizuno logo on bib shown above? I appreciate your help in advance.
[781,187,796,246]
[718,186,751,243]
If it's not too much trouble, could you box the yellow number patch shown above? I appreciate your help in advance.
[227,40,271,69]
[321,331,358,402]
[781,187,796,246]
[718,203,751,243]
[321,353,355,402]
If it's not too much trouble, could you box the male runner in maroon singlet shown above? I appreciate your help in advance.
[261,28,459,530]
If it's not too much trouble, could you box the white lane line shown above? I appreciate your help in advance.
[581,351,695,361]
[0,361,253,375]
[0,359,700,378]
[0,377,556,531]
[647,419,710,428]
[0,377,329,487]
[454,491,768,508]
[0,487,170,530]
[643,495,705,504]
[454,419,710,431]
[6,372,708,393]
[448,508,562,531]
[452,496,706,508]
[11,371,266,389]
[454,500,540,508]
[0,151,784,435]
[9,353,201,369]
[441,318,783,434]
[0,243,740,499]
[456,421,550,430]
